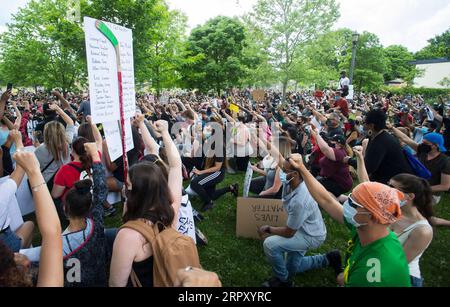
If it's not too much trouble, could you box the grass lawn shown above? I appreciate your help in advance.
[27,172,449,287]
[103,172,450,287]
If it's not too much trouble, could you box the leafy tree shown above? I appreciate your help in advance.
[384,45,417,83]
[340,32,388,91]
[415,28,450,60]
[182,16,249,95]
[0,0,86,92]
[248,0,340,100]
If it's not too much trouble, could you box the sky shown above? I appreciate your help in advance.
[1,0,449,52]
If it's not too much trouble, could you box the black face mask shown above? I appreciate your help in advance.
[417,144,432,155]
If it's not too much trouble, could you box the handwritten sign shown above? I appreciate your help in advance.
[103,118,135,162]
[84,17,136,124]
[252,90,266,103]
[236,198,288,239]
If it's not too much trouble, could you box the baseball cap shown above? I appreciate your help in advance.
[423,132,447,153]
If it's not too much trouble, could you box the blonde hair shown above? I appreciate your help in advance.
[44,121,69,162]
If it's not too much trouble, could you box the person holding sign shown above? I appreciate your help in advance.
[258,139,340,287]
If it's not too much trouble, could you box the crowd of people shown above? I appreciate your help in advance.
[0,75,449,287]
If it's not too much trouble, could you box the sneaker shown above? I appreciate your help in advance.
[326,250,343,276]
[230,183,239,198]
[103,206,117,218]
[195,227,208,246]
[262,277,293,288]
[200,201,214,212]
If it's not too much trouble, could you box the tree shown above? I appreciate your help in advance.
[0,0,86,92]
[248,0,340,100]
[384,45,417,83]
[182,16,249,95]
[340,32,388,92]
[415,28,450,60]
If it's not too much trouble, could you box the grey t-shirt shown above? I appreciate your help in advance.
[282,182,327,238]
[34,144,71,183]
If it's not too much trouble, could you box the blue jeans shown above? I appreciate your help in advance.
[263,231,327,282]
[410,276,423,287]
[0,227,22,253]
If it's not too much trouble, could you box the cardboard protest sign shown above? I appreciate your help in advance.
[252,90,265,102]
[103,118,135,162]
[84,17,136,124]
[236,198,288,239]
[243,162,253,198]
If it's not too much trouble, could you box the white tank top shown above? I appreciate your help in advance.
[396,220,432,279]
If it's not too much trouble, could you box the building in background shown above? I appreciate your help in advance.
[411,58,450,89]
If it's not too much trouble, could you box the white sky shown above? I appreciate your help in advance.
[1,0,449,52]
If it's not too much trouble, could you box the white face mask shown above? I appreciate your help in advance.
[343,199,371,228]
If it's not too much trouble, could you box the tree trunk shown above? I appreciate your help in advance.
[282,79,288,104]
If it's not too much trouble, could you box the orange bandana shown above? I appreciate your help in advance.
[352,182,404,225]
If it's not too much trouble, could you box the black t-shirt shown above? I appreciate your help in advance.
[364,131,414,184]
[442,117,450,148]
[327,126,344,138]
[419,153,450,187]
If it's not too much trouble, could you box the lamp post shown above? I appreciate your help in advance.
[349,31,359,85]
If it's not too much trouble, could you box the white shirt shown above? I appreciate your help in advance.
[0,178,18,231]
[177,193,196,243]
[339,77,350,89]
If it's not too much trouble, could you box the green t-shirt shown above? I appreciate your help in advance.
[343,221,411,287]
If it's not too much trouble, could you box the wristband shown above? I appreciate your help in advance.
[31,182,46,192]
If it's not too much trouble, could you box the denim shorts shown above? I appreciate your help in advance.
[0,227,22,252]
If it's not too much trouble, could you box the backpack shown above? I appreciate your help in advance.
[68,163,93,181]
[120,220,201,287]
[403,149,432,180]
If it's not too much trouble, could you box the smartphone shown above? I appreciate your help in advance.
[7,83,13,91]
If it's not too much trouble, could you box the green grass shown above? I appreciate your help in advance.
[28,172,450,287]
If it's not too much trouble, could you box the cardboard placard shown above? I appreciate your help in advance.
[236,197,288,239]
[252,90,265,103]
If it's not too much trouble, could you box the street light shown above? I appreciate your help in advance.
[349,31,359,85]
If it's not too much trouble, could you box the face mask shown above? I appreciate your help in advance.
[421,127,429,134]
[279,170,295,185]
[399,200,408,208]
[343,200,370,228]
[417,143,432,155]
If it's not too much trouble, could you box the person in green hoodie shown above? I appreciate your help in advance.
[288,153,411,287]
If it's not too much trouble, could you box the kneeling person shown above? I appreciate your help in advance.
[259,156,340,287]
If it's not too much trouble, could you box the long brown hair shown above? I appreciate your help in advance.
[72,137,92,174]
[0,241,32,287]
[391,174,434,223]
[44,121,69,162]
[123,162,174,227]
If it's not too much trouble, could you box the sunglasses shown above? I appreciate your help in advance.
[347,194,364,209]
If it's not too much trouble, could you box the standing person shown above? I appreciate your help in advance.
[77,95,91,120]
[290,154,411,287]
[363,109,413,184]
[337,71,350,98]
[258,142,340,288]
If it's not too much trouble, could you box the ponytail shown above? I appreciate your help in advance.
[391,174,434,223]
